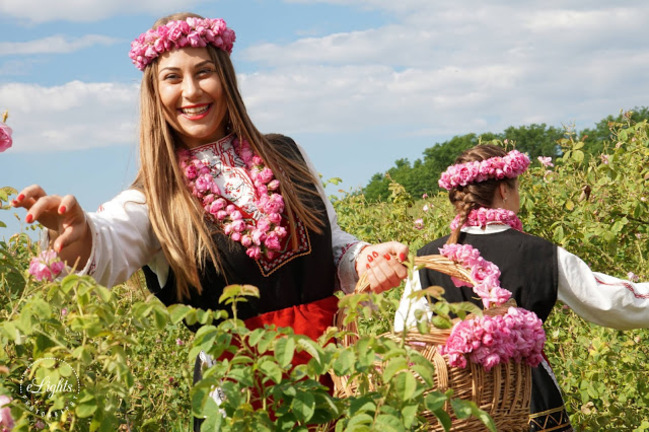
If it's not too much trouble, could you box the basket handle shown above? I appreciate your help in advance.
[336,254,476,346]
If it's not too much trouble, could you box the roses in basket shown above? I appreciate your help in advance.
[436,243,546,371]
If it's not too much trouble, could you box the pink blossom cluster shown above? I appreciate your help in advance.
[438,150,530,190]
[0,394,13,431]
[439,306,546,371]
[129,17,236,71]
[537,156,554,167]
[439,243,512,308]
[450,207,523,232]
[178,138,286,260]
[0,122,11,153]
[28,250,65,282]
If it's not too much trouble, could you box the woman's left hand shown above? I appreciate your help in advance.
[356,241,409,293]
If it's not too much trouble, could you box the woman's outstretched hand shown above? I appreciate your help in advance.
[11,184,91,268]
[356,241,409,293]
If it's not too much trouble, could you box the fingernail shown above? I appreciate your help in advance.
[26,214,33,223]
[56,243,63,253]
[372,251,379,258]
[366,263,370,269]
[59,206,67,214]
[17,193,24,201]
[384,253,391,261]
[367,255,373,263]
[399,252,406,262]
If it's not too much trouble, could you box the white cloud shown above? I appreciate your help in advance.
[0,81,139,152]
[0,0,209,23]
[239,1,649,138]
[0,35,120,56]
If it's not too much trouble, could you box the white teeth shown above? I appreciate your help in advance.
[182,105,209,115]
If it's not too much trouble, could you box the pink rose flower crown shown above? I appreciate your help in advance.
[129,17,236,71]
[435,243,546,371]
[438,149,530,191]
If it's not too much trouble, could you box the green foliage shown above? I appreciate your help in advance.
[364,107,648,202]
[1,113,648,430]
[337,115,649,431]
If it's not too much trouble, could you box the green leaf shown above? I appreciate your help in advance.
[76,402,98,418]
[248,328,266,347]
[374,414,403,432]
[424,391,448,412]
[259,358,283,384]
[572,149,584,162]
[393,371,417,401]
[291,390,316,422]
[333,348,355,376]
[382,358,408,382]
[167,304,193,324]
[275,336,296,368]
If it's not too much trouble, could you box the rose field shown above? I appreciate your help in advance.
[1,115,648,431]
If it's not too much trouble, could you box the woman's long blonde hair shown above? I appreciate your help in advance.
[446,144,517,244]
[133,12,325,300]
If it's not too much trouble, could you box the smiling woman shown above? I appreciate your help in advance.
[11,11,410,430]
[156,48,228,148]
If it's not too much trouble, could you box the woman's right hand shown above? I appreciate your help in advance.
[11,185,91,267]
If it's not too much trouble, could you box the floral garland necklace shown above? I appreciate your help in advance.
[177,137,287,260]
[450,207,523,232]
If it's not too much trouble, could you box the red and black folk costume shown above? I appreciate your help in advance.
[395,223,649,432]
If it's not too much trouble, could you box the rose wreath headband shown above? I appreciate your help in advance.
[129,17,236,71]
[438,149,531,191]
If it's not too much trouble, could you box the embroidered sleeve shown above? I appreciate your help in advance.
[557,246,649,329]
[295,143,367,293]
[77,189,162,288]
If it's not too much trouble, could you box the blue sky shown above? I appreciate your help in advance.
[2,0,649,239]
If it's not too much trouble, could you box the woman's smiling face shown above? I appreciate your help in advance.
[157,46,228,148]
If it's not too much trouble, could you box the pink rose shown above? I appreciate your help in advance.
[0,394,15,430]
[264,232,281,251]
[256,218,271,232]
[230,219,246,232]
[246,246,262,260]
[187,31,207,47]
[28,250,64,282]
[267,179,280,191]
[257,167,274,184]
[0,122,12,152]
[194,173,213,193]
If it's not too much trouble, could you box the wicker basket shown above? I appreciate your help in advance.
[331,254,532,432]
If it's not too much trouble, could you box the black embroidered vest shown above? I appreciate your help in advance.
[142,134,336,322]
[419,229,558,321]
[419,229,572,431]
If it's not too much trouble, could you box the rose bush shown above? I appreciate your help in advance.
[0,115,647,430]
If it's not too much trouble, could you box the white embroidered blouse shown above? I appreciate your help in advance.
[69,136,367,293]
[394,224,649,332]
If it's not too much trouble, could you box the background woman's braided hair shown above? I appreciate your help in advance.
[447,144,517,244]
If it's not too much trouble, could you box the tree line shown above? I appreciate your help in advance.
[363,107,649,201]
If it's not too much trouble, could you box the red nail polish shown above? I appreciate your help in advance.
[26,214,33,223]
[399,252,406,262]
[372,251,379,258]
[17,193,25,201]
[366,263,370,269]
[367,255,373,263]
[59,206,67,214]
[384,253,391,260]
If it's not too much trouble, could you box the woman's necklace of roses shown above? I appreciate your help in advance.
[450,207,523,232]
[178,138,287,260]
